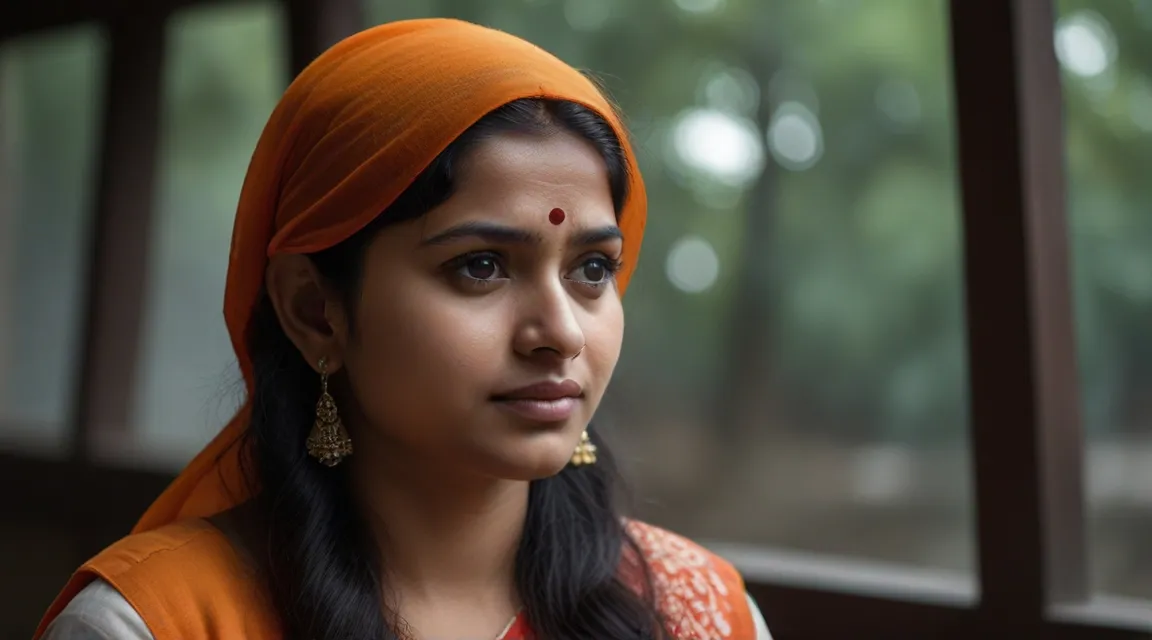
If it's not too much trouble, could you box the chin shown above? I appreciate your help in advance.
[479,442,576,481]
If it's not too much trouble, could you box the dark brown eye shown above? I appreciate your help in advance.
[568,257,620,286]
[581,260,608,283]
[462,255,501,280]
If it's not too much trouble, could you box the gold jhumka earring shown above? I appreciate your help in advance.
[306,356,353,466]
[569,430,597,466]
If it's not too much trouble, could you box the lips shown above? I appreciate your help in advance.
[492,379,583,402]
[491,380,583,422]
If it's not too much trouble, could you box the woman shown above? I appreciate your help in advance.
[35,18,772,640]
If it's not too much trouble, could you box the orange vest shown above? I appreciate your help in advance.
[36,519,755,639]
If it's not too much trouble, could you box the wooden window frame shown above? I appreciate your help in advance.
[2,0,1150,637]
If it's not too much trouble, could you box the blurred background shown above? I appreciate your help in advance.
[2,0,1151,637]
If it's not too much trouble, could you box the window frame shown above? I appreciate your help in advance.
[2,0,1150,637]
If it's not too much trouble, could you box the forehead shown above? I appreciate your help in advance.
[435,130,617,227]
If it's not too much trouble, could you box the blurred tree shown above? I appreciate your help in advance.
[1,26,103,431]
[1058,0,1152,437]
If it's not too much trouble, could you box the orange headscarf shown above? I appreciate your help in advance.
[133,18,647,533]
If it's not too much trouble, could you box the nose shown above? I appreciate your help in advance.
[511,279,586,362]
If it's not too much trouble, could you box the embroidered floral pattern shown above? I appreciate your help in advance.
[626,521,737,639]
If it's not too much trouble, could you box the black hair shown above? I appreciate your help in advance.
[238,99,668,639]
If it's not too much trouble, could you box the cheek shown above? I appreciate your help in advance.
[342,283,505,438]
[585,297,625,392]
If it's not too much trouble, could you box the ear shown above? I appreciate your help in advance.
[264,254,351,374]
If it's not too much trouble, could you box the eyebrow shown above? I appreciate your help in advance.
[419,221,624,247]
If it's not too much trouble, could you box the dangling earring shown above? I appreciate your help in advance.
[570,430,597,466]
[306,356,353,467]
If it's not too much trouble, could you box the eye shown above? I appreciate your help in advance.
[567,256,622,287]
[457,253,506,281]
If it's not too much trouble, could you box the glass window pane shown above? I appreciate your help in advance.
[365,0,974,576]
[1058,0,1152,602]
[0,26,105,456]
[108,3,287,468]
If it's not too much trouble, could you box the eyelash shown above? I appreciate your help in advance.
[445,251,624,289]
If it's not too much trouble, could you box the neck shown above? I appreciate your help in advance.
[349,449,528,605]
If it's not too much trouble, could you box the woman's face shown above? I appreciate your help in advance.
[338,130,625,480]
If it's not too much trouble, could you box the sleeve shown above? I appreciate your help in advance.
[746,591,774,640]
[40,580,154,640]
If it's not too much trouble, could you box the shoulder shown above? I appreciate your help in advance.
[83,518,262,605]
[84,518,237,580]
[624,520,761,639]
[41,579,153,640]
[625,519,739,576]
[37,519,276,640]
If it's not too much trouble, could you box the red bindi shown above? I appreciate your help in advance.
[548,207,566,225]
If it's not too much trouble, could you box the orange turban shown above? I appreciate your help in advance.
[133,18,647,533]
